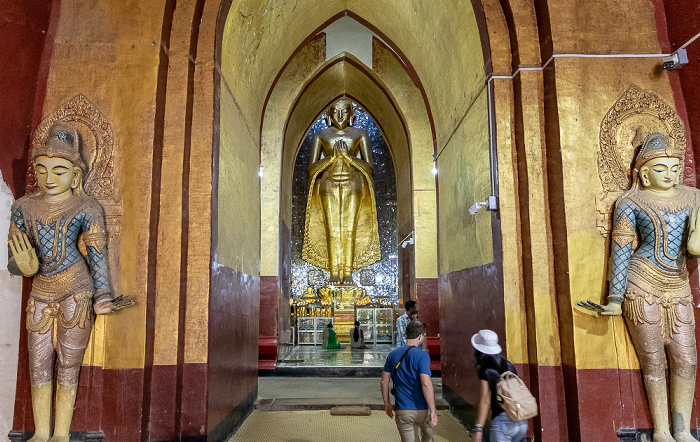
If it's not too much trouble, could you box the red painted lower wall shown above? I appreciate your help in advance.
[12,264,257,440]
[179,363,208,438]
[416,278,439,337]
[208,264,259,436]
[438,213,505,405]
[575,368,649,440]
[260,276,278,337]
[512,363,568,441]
[12,363,209,441]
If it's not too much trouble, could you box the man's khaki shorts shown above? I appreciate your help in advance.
[395,409,433,442]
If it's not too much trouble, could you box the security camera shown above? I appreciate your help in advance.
[469,196,499,216]
[468,202,486,216]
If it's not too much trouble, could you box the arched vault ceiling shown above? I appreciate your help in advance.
[283,54,408,176]
[279,53,415,234]
[221,0,486,151]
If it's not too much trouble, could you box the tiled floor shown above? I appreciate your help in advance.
[256,377,447,411]
[277,344,394,368]
[228,410,473,442]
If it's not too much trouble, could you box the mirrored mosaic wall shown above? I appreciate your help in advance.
[291,108,398,302]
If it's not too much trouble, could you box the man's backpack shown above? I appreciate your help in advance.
[496,371,538,421]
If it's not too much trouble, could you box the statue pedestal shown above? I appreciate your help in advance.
[333,308,355,343]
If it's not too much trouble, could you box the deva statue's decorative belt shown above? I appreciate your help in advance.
[623,257,693,339]
[31,262,93,304]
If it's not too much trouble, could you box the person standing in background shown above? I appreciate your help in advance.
[396,300,418,346]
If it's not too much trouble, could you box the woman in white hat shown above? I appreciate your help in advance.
[470,329,527,442]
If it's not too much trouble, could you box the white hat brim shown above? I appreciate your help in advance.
[471,332,502,355]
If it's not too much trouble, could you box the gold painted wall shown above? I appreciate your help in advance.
[438,90,493,273]
[260,36,326,277]
[217,78,261,276]
[474,0,686,372]
[538,0,678,371]
[492,80,527,364]
[44,0,166,369]
[220,0,488,155]
[44,0,218,370]
[558,57,678,370]
[371,39,423,234]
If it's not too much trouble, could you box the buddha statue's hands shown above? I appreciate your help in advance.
[9,232,39,277]
[333,140,352,162]
[577,300,622,316]
[333,139,348,153]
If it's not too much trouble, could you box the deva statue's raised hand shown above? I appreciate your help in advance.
[9,232,39,277]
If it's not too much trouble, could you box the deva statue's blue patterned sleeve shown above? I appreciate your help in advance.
[608,198,637,303]
[81,197,112,303]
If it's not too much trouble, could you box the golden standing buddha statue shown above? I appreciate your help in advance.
[580,133,700,442]
[302,99,381,284]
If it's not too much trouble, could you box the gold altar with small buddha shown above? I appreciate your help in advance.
[291,284,398,344]
[327,285,366,341]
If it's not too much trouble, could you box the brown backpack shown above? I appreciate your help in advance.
[496,371,538,421]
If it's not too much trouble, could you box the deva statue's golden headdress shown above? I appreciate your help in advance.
[32,122,85,170]
[32,121,87,194]
[634,132,683,171]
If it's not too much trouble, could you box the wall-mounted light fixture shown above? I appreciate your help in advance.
[431,154,438,175]
[468,196,498,215]
[258,165,264,178]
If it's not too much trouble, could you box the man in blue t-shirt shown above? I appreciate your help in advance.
[381,320,437,442]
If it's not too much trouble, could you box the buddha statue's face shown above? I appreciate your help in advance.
[639,157,680,192]
[34,155,77,200]
[328,102,352,129]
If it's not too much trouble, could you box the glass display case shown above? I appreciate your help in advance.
[355,307,394,344]
[297,317,334,345]
[373,308,393,343]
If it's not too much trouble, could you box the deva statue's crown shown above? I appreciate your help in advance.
[32,121,83,167]
[634,132,683,170]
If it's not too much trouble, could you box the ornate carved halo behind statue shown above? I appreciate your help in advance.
[595,85,689,239]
